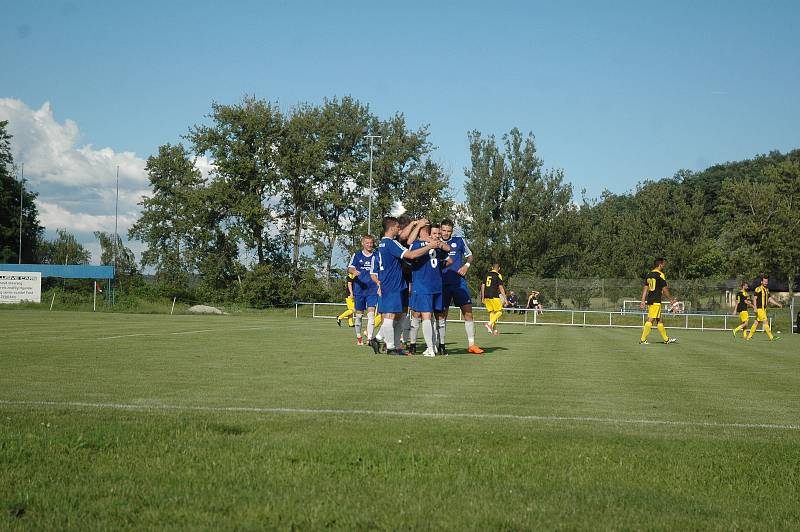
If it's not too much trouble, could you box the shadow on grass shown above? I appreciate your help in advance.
[444,346,510,355]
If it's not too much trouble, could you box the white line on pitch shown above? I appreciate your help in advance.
[1,400,798,432]
[95,323,307,340]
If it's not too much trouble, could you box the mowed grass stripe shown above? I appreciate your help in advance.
[2,399,800,431]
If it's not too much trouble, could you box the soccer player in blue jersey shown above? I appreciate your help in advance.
[438,220,484,354]
[370,216,439,356]
[347,234,379,346]
[409,223,451,357]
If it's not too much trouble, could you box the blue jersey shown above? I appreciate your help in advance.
[371,237,408,293]
[442,236,472,287]
[410,240,448,294]
[348,250,378,295]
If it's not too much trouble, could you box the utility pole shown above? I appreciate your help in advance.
[18,163,24,264]
[364,134,382,235]
[113,165,119,305]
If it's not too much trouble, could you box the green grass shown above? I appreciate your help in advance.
[1,310,799,530]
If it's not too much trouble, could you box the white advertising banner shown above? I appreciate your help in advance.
[0,271,42,304]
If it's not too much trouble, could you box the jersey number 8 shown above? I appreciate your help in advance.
[428,249,438,269]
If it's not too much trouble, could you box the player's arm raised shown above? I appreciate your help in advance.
[401,218,427,244]
[402,240,437,260]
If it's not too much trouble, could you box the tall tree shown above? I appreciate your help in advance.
[38,229,91,265]
[128,143,204,287]
[309,96,371,279]
[93,231,137,275]
[188,96,283,265]
[0,120,43,263]
[463,128,574,279]
[277,103,326,270]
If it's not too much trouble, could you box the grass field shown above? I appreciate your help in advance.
[2,310,799,530]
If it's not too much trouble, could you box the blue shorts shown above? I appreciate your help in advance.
[378,290,407,314]
[353,293,378,311]
[410,292,444,313]
[442,284,472,308]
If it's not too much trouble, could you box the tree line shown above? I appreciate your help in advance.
[1,98,798,307]
[463,129,800,298]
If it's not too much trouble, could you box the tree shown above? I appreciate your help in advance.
[0,120,43,263]
[463,128,574,280]
[720,159,800,293]
[128,143,204,288]
[93,231,137,275]
[38,229,91,265]
[188,96,283,265]
[308,96,371,280]
[277,103,326,271]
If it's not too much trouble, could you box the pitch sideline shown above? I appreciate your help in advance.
[1,399,798,431]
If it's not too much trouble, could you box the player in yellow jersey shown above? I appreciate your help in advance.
[480,262,507,335]
[336,274,356,328]
[731,281,754,338]
[639,258,677,344]
[746,275,782,340]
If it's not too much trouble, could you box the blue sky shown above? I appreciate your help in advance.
[1,0,799,259]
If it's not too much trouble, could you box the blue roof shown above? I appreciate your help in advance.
[0,264,115,279]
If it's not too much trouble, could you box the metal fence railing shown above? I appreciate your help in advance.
[295,302,780,333]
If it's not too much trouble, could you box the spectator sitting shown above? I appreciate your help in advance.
[526,290,544,315]
[505,291,521,314]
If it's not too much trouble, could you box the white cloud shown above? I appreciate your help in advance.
[0,98,207,264]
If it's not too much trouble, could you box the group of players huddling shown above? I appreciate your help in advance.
[339,231,783,355]
[338,216,506,356]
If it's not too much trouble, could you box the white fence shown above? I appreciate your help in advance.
[294,302,775,332]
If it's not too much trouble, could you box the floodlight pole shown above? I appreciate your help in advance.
[364,135,382,235]
[18,163,24,264]
[113,165,119,305]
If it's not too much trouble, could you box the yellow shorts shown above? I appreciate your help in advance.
[647,303,662,320]
[345,296,355,311]
[756,308,767,322]
[738,311,749,322]
[484,298,503,312]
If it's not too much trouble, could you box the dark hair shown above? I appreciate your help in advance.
[761,274,769,281]
[441,218,455,228]
[653,257,666,267]
[741,280,749,287]
[382,216,399,232]
[397,214,411,229]
[430,223,441,230]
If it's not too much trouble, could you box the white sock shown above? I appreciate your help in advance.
[367,311,375,339]
[465,320,475,346]
[393,318,403,348]
[354,315,362,338]
[438,318,447,345]
[410,316,420,343]
[422,319,434,350]
[382,318,394,349]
